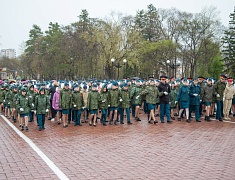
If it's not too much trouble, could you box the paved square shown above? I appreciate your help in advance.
[0,113,235,179]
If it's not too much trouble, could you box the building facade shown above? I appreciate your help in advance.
[0,49,16,59]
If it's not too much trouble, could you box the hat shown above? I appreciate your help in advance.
[220,74,227,79]
[21,88,27,92]
[92,84,98,88]
[64,83,69,86]
[207,78,213,82]
[122,83,128,87]
[83,85,87,89]
[193,78,198,81]
[227,77,233,83]
[112,81,118,86]
[182,78,188,82]
[160,75,167,80]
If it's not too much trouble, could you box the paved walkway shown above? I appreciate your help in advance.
[0,112,235,179]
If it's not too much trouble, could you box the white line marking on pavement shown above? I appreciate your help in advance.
[1,115,69,180]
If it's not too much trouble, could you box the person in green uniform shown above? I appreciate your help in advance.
[214,75,227,121]
[59,83,72,128]
[28,85,36,122]
[72,84,84,126]
[16,88,31,131]
[119,83,132,125]
[87,84,99,126]
[130,80,143,121]
[35,88,50,131]
[98,85,109,126]
[10,86,18,122]
[108,81,120,125]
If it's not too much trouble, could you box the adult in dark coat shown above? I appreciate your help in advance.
[158,76,172,123]
[189,78,201,122]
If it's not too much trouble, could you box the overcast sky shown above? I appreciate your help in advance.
[0,0,234,56]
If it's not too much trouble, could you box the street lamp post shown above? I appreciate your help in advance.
[123,59,127,78]
[167,60,181,78]
[111,58,115,79]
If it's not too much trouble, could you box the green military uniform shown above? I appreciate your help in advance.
[119,85,131,124]
[28,86,36,122]
[59,88,72,110]
[72,89,84,125]
[99,87,109,125]
[214,79,226,120]
[35,89,50,130]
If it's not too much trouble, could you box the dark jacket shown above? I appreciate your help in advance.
[158,82,170,104]
[189,83,201,105]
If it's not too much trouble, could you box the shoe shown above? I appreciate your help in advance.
[63,125,67,128]
[167,121,173,123]
[48,117,52,120]
[68,121,71,124]
[135,117,141,121]
[171,117,175,120]
[186,119,191,123]
[19,124,21,127]
[161,121,165,123]
[39,128,42,131]
[127,122,133,125]
[174,113,178,116]
[28,120,33,122]
[93,124,96,127]
[21,126,24,131]
[103,124,107,126]
[233,114,235,117]
[74,124,77,126]
[120,122,124,124]
[57,121,61,125]
[154,120,158,124]
[196,120,201,122]
[51,118,55,122]
[177,118,181,121]
[89,124,92,126]
[78,124,82,126]
[148,120,153,124]
[25,126,29,131]
[109,121,113,125]
[114,120,118,125]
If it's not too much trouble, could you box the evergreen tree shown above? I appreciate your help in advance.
[222,7,235,76]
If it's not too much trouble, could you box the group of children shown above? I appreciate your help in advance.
[0,75,234,131]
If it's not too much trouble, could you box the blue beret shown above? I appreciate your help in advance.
[112,81,118,86]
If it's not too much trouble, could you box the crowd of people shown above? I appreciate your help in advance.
[0,74,234,131]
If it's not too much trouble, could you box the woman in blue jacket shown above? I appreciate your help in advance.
[175,78,190,122]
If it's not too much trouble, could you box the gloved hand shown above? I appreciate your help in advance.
[82,107,85,109]
[31,110,34,112]
[20,108,24,111]
[169,102,171,105]
[217,94,220,98]
[8,102,10,104]
[120,99,123,102]
[193,94,198,96]
[32,103,34,107]
[200,100,202,103]
[175,101,178,105]
[163,92,168,95]
[74,104,77,107]
[108,105,110,107]
[45,109,49,112]
[34,110,36,114]
[3,100,5,102]
[102,100,106,103]
[223,98,225,101]
[136,95,140,99]
[29,96,32,98]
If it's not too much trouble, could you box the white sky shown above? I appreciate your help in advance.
[0,0,234,56]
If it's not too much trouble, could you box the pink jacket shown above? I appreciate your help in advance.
[52,91,62,110]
